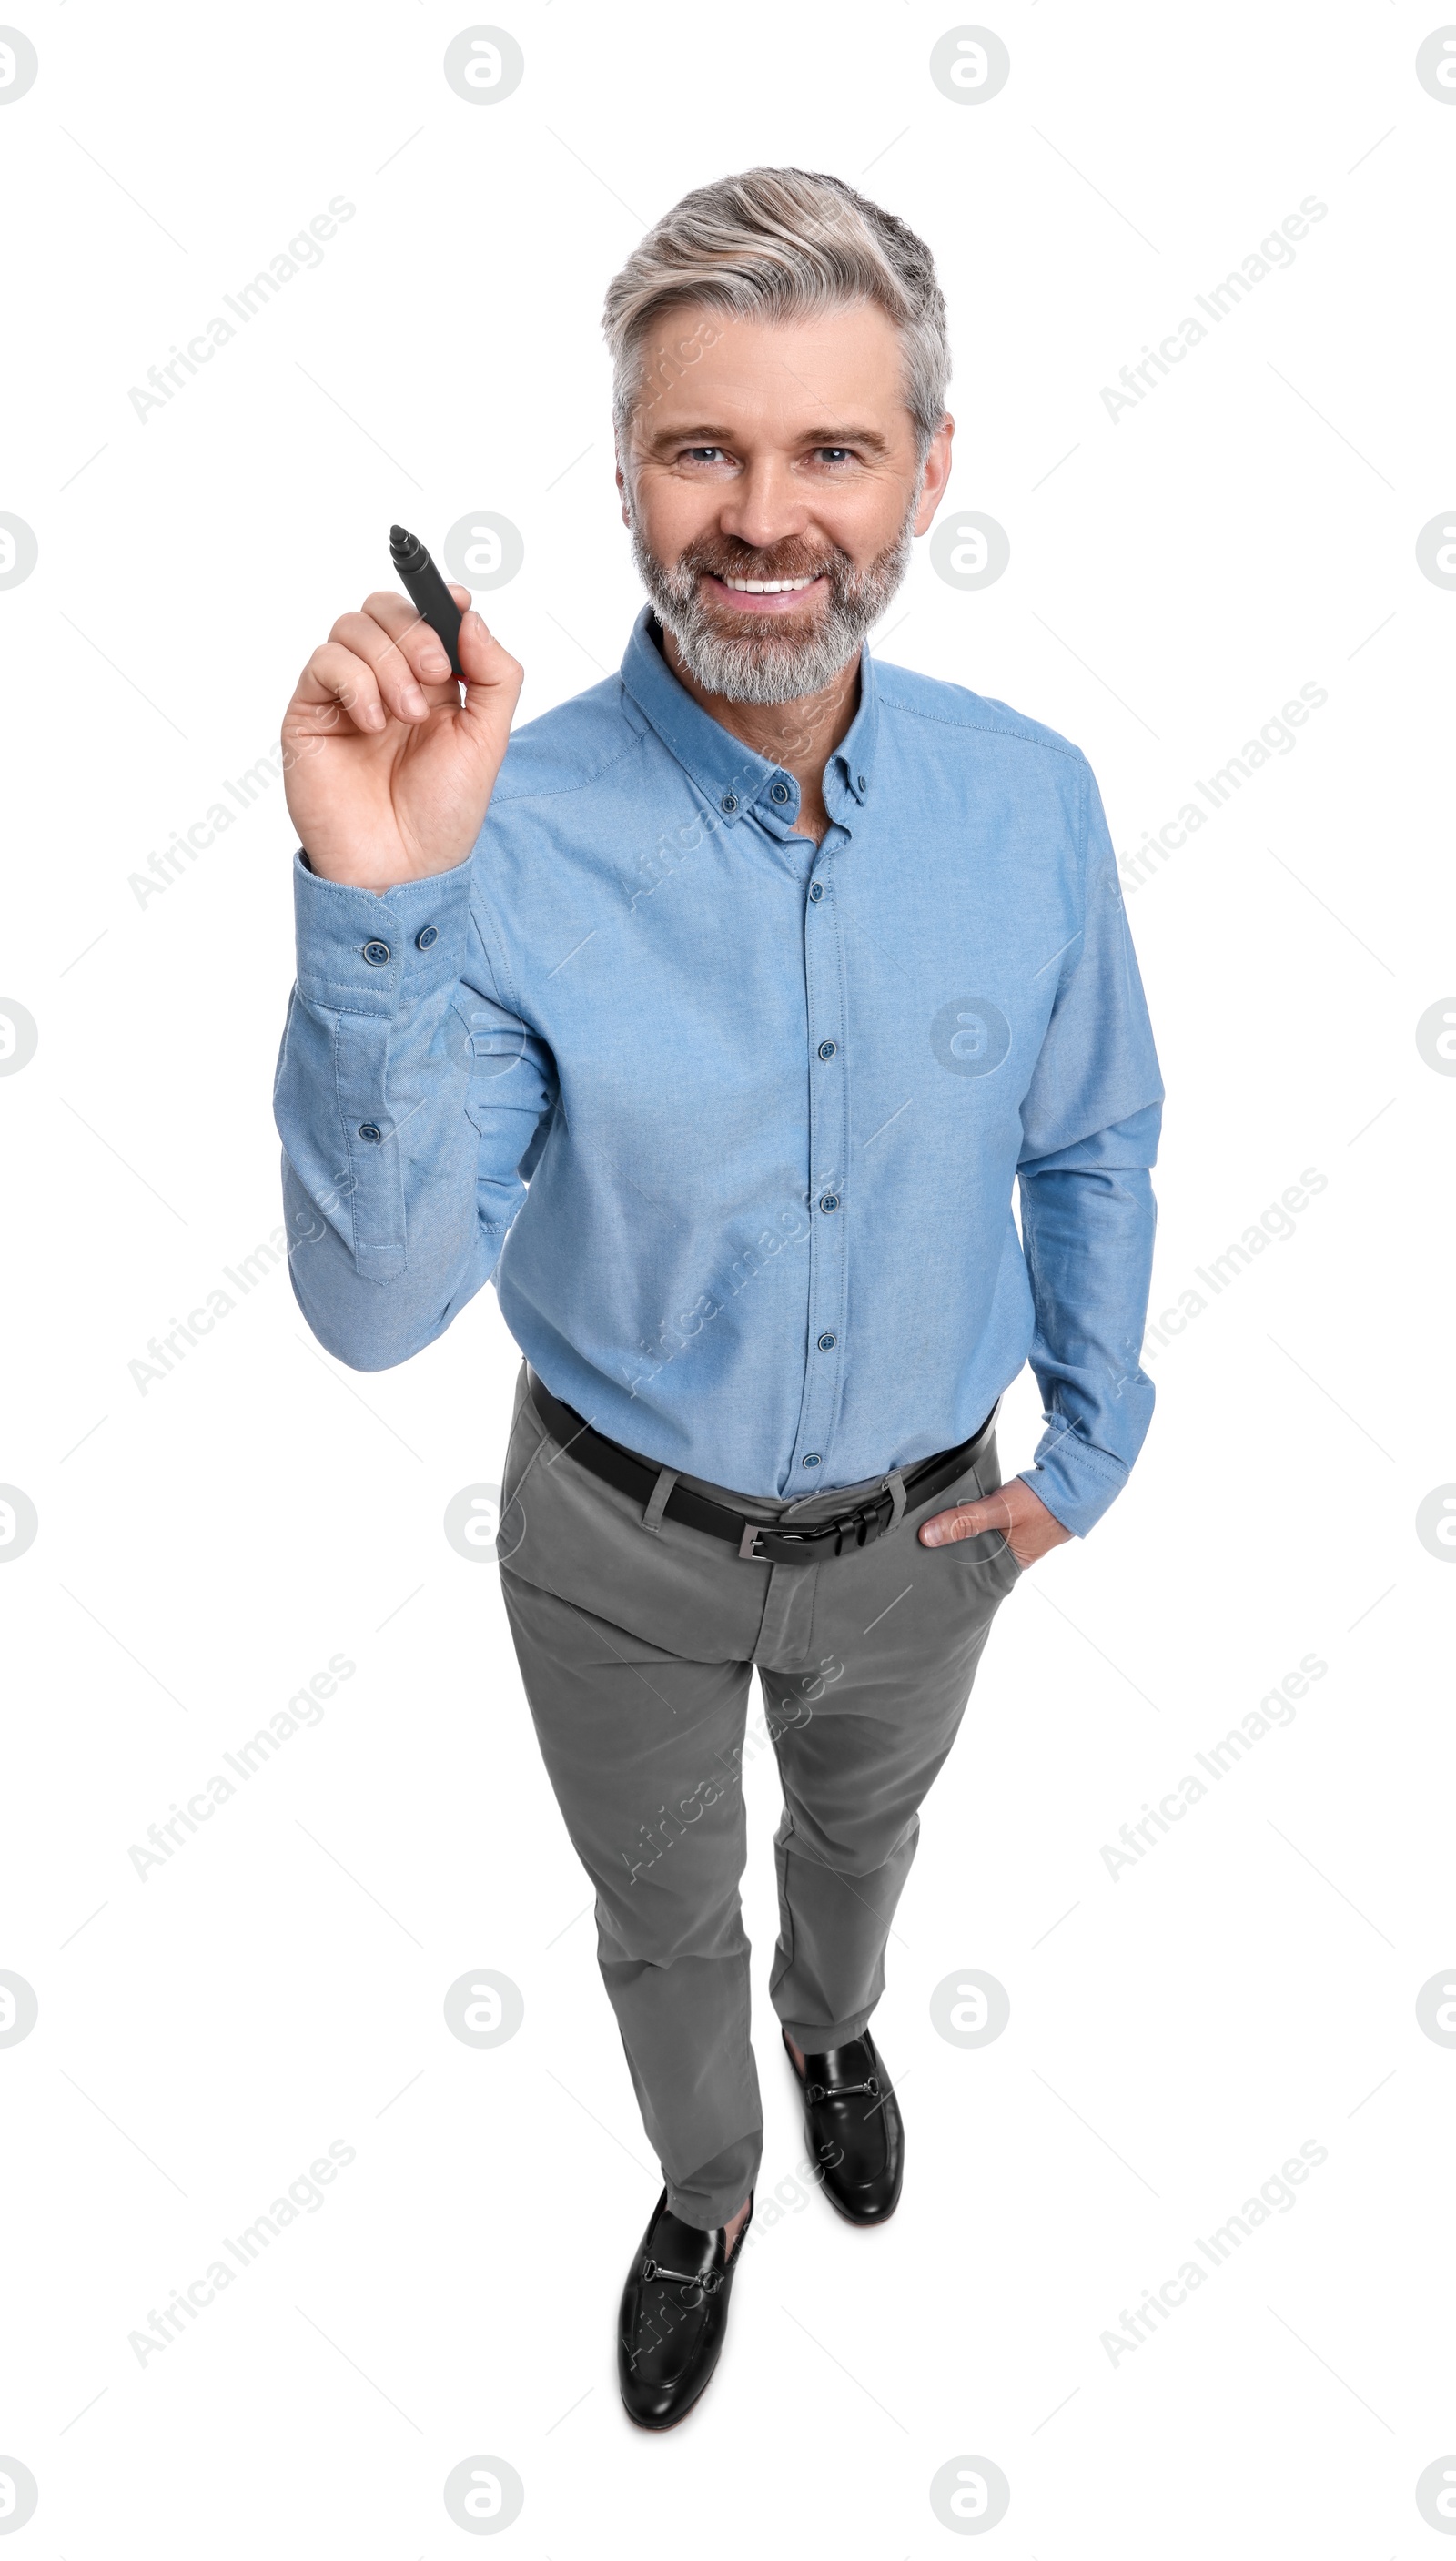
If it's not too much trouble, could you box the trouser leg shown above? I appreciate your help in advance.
[500,1566,763,2229]
[760,1458,1018,2048]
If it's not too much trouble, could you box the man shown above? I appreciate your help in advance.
[274,166,1162,2431]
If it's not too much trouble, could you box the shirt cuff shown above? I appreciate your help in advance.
[1017,1427,1129,1538]
[291,848,473,1017]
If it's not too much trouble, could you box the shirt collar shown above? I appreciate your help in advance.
[619,605,879,826]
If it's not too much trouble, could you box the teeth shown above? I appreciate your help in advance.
[721,574,818,592]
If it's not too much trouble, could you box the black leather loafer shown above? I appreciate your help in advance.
[784,2027,904,2225]
[617,2188,753,2430]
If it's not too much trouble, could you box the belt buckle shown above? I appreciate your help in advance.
[740,1492,890,1567]
[740,1517,816,1566]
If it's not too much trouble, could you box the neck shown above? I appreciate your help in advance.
[660,626,861,845]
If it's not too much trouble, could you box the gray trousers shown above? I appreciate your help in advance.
[498,1364,1023,2228]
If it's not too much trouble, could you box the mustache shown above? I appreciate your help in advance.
[680,538,841,584]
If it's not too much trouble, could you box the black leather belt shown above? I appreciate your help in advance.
[527,1371,997,1567]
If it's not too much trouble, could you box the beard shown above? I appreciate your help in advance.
[631,503,916,705]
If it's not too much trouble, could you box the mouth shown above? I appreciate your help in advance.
[700,570,830,617]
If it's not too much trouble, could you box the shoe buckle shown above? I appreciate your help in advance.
[642,2255,722,2300]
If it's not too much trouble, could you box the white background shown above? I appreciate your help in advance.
[3,0,1454,2551]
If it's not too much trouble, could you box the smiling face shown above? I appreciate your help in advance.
[618,300,953,704]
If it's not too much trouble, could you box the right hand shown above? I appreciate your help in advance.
[281,585,523,892]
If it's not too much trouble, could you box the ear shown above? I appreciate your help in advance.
[614,450,633,528]
[913,417,955,535]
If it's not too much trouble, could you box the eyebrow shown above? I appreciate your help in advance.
[642,423,895,457]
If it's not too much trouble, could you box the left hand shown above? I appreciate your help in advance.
[918,1475,1072,1569]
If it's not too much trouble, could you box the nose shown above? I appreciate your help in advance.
[716,454,812,554]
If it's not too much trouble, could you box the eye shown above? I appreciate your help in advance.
[682,445,727,463]
[814,447,855,464]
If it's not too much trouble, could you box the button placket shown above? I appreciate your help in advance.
[791,865,847,1477]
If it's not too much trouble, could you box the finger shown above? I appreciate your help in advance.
[359,590,459,685]
[292,641,387,734]
[329,608,438,721]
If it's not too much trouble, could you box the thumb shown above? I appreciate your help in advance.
[919,1495,1006,1548]
[455,605,523,752]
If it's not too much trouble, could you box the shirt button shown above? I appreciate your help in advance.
[817,1331,836,1351]
[721,791,739,814]
[415,924,439,951]
[819,1192,840,1213]
[361,939,391,967]
[808,882,824,903]
[802,1453,822,1469]
[358,1122,382,1144]
[817,1039,837,1060]
[770,779,791,804]
[856,774,868,794]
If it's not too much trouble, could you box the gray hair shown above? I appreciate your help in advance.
[603,167,950,459]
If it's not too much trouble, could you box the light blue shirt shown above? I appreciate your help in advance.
[275,609,1163,1534]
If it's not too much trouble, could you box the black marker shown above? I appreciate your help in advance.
[389,524,465,680]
